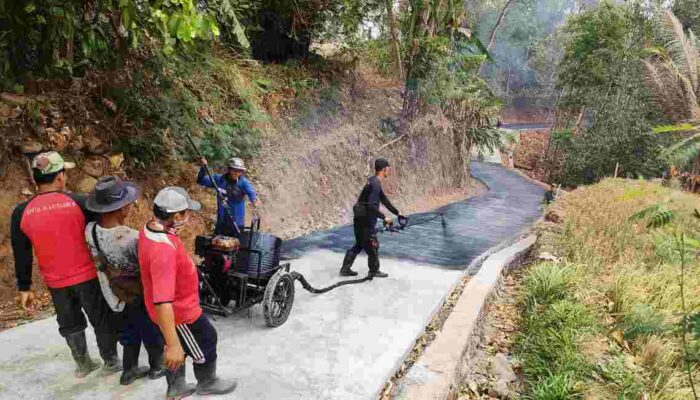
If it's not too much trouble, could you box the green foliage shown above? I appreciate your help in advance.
[523,262,572,310]
[557,1,642,97]
[478,0,575,105]
[108,54,262,169]
[198,119,262,162]
[517,262,596,399]
[0,0,229,85]
[688,313,700,339]
[673,0,700,32]
[553,2,667,186]
[529,373,578,400]
[618,304,669,340]
[653,123,696,133]
[596,355,646,398]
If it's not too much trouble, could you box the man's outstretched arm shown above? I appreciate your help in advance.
[379,190,400,216]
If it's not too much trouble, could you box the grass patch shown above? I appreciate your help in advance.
[515,179,700,399]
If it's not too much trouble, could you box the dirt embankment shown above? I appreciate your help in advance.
[0,67,484,329]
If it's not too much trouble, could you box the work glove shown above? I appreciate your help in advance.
[398,215,408,227]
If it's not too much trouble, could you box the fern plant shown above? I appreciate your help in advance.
[630,205,700,399]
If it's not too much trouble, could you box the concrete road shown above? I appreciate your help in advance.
[0,162,543,400]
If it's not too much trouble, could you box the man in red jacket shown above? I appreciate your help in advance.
[140,186,237,399]
[11,151,121,378]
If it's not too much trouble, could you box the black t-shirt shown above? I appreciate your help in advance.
[353,176,399,221]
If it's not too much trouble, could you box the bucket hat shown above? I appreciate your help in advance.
[227,157,246,171]
[86,176,141,213]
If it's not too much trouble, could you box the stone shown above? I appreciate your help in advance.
[467,380,479,394]
[74,175,98,193]
[69,135,84,152]
[538,251,561,263]
[45,126,72,152]
[16,140,43,154]
[108,153,124,171]
[0,103,21,120]
[83,133,108,155]
[82,156,105,178]
[490,353,516,383]
[488,379,512,399]
[0,93,28,106]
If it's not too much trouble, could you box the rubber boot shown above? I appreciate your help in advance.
[65,331,101,378]
[166,365,196,399]
[119,344,149,385]
[97,333,122,376]
[194,360,238,396]
[369,256,388,278]
[145,344,167,380]
[339,250,359,276]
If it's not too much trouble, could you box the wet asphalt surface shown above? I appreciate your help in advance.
[282,162,545,271]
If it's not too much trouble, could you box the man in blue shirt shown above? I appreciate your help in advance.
[198,157,260,236]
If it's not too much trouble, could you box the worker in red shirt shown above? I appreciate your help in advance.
[139,186,237,399]
[10,151,121,378]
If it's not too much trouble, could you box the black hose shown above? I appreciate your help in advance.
[289,212,446,294]
[290,271,372,294]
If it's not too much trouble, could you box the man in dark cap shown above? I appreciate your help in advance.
[340,158,404,278]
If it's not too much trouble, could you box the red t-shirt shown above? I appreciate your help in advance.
[15,192,96,289]
[138,227,202,325]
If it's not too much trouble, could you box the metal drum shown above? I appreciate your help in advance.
[234,231,282,278]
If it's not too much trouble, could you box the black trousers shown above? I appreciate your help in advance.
[175,313,218,368]
[49,278,118,360]
[347,217,380,272]
[117,299,164,348]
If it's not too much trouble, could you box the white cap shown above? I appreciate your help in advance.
[153,186,202,213]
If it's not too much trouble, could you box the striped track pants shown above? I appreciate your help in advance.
[175,314,218,365]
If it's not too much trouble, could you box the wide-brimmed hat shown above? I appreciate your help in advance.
[227,157,246,171]
[86,176,141,213]
[31,151,76,176]
[153,186,201,213]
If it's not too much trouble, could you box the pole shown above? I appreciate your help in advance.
[614,162,619,178]
[184,132,241,236]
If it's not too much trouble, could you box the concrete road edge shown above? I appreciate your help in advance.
[391,234,537,399]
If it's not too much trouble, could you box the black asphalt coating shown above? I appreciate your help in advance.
[281,162,544,270]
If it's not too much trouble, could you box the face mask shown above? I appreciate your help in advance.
[152,215,188,235]
[170,216,189,233]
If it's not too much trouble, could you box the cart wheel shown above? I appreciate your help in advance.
[263,271,295,327]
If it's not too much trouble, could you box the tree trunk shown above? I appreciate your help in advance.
[402,0,430,120]
[452,130,471,187]
[478,0,516,74]
[385,0,404,79]
[573,107,585,136]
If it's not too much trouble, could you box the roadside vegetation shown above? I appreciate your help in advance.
[516,179,700,399]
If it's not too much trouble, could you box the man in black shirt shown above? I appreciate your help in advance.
[340,158,404,278]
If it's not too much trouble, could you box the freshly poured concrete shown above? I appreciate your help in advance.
[0,162,544,400]
[0,251,461,400]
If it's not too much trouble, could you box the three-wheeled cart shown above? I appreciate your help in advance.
[194,219,295,327]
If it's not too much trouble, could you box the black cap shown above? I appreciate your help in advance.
[375,158,390,171]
